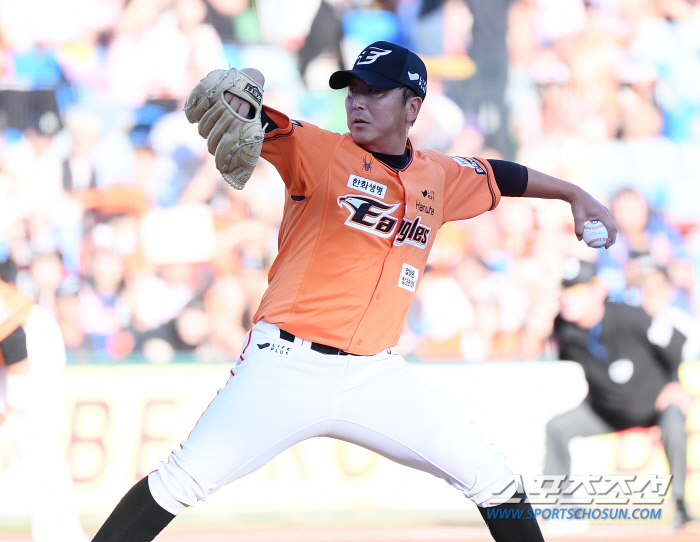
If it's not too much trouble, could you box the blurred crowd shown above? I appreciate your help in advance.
[0,0,699,363]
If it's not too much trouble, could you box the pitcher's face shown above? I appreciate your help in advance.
[345,78,417,154]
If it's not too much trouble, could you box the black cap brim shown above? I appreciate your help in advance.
[562,277,594,288]
[329,69,403,91]
[561,259,598,288]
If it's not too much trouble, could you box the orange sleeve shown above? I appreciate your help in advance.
[261,106,344,197]
[427,153,501,224]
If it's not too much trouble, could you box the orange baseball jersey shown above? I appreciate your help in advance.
[253,107,501,355]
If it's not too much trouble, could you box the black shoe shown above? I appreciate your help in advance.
[674,500,698,531]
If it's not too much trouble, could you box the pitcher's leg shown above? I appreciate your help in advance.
[149,362,335,514]
[94,335,340,541]
[331,356,511,505]
[477,496,544,542]
[91,478,174,542]
[329,354,542,541]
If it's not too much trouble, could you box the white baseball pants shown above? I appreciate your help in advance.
[149,321,514,515]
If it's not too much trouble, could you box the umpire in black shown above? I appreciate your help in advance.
[545,259,694,529]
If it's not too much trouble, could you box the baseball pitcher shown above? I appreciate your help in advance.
[92,42,616,542]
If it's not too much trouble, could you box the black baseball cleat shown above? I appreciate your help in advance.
[674,499,699,532]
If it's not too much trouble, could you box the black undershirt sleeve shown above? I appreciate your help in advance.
[260,110,278,133]
[0,326,28,365]
[487,159,528,197]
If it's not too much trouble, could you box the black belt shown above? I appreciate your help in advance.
[279,329,350,355]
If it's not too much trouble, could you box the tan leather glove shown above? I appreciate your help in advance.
[184,68,265,190]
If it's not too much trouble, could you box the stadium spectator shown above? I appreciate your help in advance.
[597,187,692,309]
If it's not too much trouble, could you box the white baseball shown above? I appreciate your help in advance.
[583,220,608,248]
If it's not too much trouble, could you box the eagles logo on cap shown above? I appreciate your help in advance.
[329,41,428,100]
[356,47,392,65]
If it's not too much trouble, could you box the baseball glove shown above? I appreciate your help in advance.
[184,68,265,190]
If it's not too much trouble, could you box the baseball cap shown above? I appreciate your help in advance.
[561,258,598,288]
[329,41,427,99]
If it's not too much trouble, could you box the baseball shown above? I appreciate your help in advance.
[583,220,608,248]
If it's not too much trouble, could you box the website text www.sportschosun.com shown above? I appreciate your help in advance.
[486,507,663,521]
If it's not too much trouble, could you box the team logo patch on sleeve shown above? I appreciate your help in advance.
[452,156,485,174]
[398,263,419,292]
[348,174,387,199]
